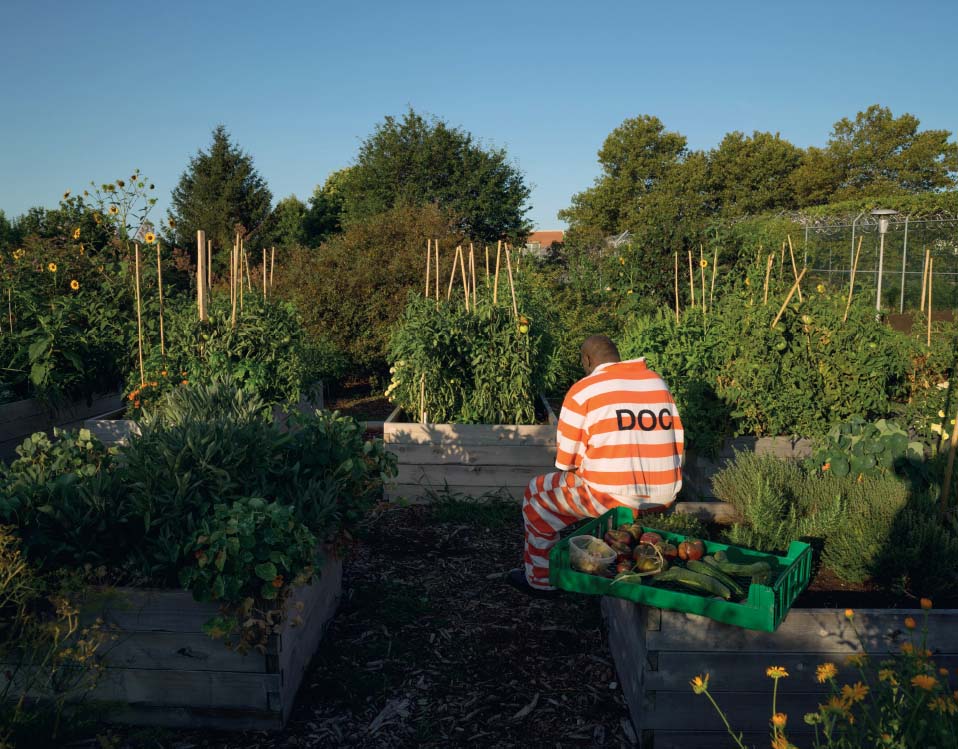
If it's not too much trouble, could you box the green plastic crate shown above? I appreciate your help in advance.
[548,507,812,632]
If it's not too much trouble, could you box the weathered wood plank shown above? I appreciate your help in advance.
[85,588,223,632]
[646,652,958,691]
[384,422,555,446]
[649,609,958,654]
[85,418,140,446]
[396,463,546,488]
[644,691,821,731]
[99,630,270,673]
[385,483,526,502]
[602,597,648,736]
[653,730,814,749]
[90,667,280,711]
[387,442,556,466]
[100,703,284,731]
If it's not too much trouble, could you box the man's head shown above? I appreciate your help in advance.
[580,335,620,375]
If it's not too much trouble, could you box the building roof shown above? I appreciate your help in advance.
[526,230,564,248]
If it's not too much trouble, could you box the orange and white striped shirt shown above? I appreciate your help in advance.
[555,358,684,508]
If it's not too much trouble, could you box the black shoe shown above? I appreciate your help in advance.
[506,569,562,599]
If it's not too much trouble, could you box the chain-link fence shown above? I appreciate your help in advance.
[798,214,958,312]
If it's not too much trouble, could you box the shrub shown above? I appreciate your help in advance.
[643,511,711,540]
[387,289,560,424]
[810,416,925,481]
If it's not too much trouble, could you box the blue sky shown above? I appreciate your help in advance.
[1,0,955,230]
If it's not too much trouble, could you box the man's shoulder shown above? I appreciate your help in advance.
[568,361,670,403]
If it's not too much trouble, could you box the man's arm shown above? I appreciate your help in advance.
[555,391,587,472]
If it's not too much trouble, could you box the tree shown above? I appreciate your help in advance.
[339,109,531,241]
[0,210,17,251]
[302,169,349,247]
[707,131,803,215]
[559,115,688,236]
[167,126,273,251]
[264,195,307,249]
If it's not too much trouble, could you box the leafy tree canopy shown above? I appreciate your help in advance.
[167,125,273,252]
[338,109,531,241]
[303,169,350,247]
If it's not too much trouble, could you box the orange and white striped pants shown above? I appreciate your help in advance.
[521,471,630,590]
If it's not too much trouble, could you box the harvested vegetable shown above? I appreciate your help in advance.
[653,567,732,599]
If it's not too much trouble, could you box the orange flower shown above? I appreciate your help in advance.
[846,653,866,667]
[69,279,79,291]
[771,712,787,728]
[766,666,789,679]
[901,643,915,655]
[690,674,709,694]
[47,262,57,273]
[181,379,188,385]
[904,616,917,630]
[160,370,167,376]
[271,575,284,588]
[841,682,869,703]
[911,674,938,691]
[816,663,838,683]
[920,598,933,610]
[879,669,898,686]
[72,227,81,240]
[939,667,950,677]
[822,462,830,471]
[133,400,141,409]
[844,608,854,619]
[771,736,788,749]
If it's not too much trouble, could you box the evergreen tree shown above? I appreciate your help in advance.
[167,126,272,252]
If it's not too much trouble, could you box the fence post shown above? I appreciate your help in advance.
[899,216,909,314]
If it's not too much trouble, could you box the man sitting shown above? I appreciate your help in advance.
[508,335,684,597]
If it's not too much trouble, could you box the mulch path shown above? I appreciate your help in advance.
[106,501,635,749]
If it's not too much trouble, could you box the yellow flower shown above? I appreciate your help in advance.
[109,205,119,215]
[690,674,709,694]
[766,666,789,679]
[627,289,633,295]
[841,682,869,703]
[144,232,156,244]
[70,279,79,291]
[63,190,71,199]
[78,244,85,255]
[929,696,958,715]
[72,227,81,240]
[771,736,788,749]
[700,258,708,269]
[879,669,899,686]
[771,712,787,728]
[845,653,867,667]
[745,277,751,286]
[816,283,825,293]
[844,608,854,619]
[904,616,917,630]
[823,695,850,714]
[816,663,837,683]
[911,674,938,691]
[939,667,950,677]
[13,248,24,260]
[939,410,946,418]
[47,262,57,272]
[901,642,915,655]
[920,597,933,610]
[168,217,176,228]
[618,256,625,265]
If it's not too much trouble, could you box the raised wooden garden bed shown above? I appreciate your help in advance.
[0,391,123,460]
[383,397,558,501]
[603,599,958,748]
[81,554,342,730]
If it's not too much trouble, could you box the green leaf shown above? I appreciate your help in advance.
[254,562,277,581]
[27,337,51,363]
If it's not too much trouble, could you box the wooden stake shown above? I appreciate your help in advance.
[787,235,803,302]
[6,288,11,333]
[239,241,245,312]
[485,245,490,280]
[425,239,432,298]
[447,245,461,301]
[940,388,958,519]
[699,245,706,312]
[674,252,680,324]
[262,248,267,301]
[493,241,502,304]
[419,374,426,425]
[269,246,275,291]
[458,244,470,310]
[927,257,933,348]
[243,247,252,292]
[920,248,930,312]
[134,243,145,387]
[843,236,864,323]
[687,250,695,308]
[709,247,719,308]
[156,241,166,357]
[505,245,519,319]
[770,267,808,329]
[230,235,238,328]
[469,243,477,309]
[207,240,212,292]
[196,230,208,322]
[763,253,774,305]
[434,240,439,309]
[779,240,785,276]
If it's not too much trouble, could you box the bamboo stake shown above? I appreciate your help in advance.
[6,289,12,333]
[207,240,212,292]
[156,241,166,357]
[927,257,933,348]
[270,246,275,291]
[134,243,145,386]
[940,387,958,519]
[243,248,252,292]
[709,247,719,308]
[425,239,432,298]
[196,230,208,322]
[842,236,864,323]
[458,244,470,310]
[447,245,461,300]
[779,240,785,276]
[770,267,808,329]
[505,245,519,319]
[699,245,706,312]
[687,250,695,308]
[434,240,439,309]
[787,235,803,302]
[262,248,267,301]
[469,243,477,309]
[239,241,245,312]
[485,245,490,280]
[763,253,773,305]
[230,235,238,328]
[674,252,680,324]
[493,241,502,304]
[919,248,930,312]
[419,374,426,424]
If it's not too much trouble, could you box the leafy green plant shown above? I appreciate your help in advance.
[387,288,560,424]
[643,511,711,540]
[811,417,925,480]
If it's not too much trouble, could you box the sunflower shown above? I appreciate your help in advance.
[144,232,156,244]
[911,674,938,691]
[70,279,79,291]
[63,190,71,199]
[72,227,81,240]
[168,218,176,228]
[109,205,119,216]
[93,212,102,225]
[47,262,57,273]
[13,248,24,260]
[116,179,125,188]
[700,258,708,269]
[816,663,837,683]
[766,666,789,679]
